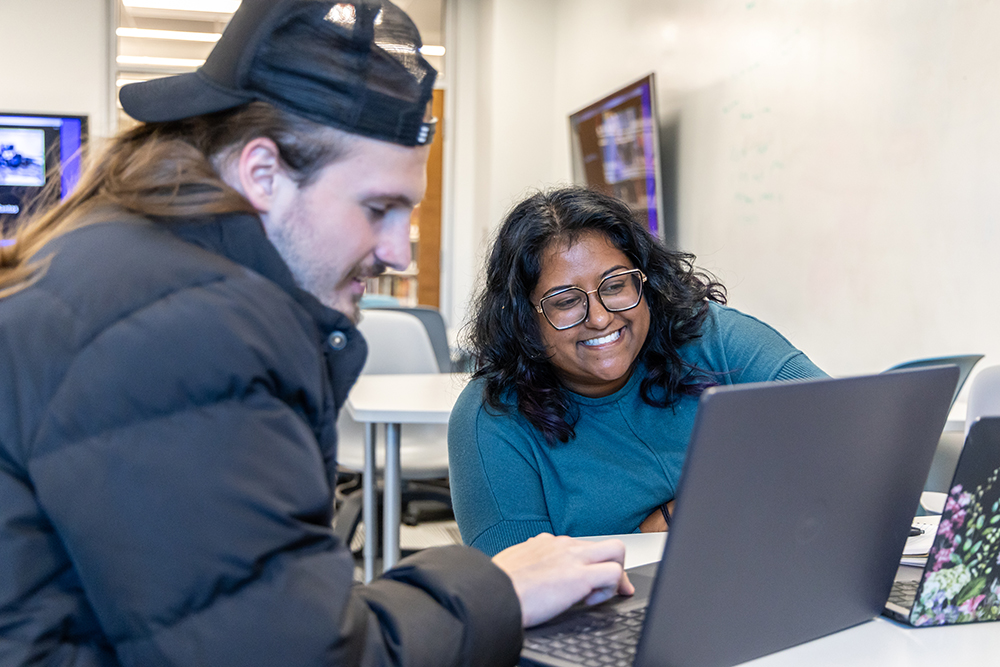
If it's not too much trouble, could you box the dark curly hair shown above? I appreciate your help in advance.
[467,186,727,444]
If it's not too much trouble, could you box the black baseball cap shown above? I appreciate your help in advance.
[119,0,438,147]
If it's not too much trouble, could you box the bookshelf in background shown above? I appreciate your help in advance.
[416,88,444,307]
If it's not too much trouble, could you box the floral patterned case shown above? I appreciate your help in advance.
[910,416,1000,626]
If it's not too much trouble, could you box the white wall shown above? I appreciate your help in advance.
[447,0,1000,378]
[442,0,560,332]
[0,0,111,137]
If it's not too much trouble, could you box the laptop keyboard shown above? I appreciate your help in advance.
[522,608,646,667]
[888,580,919,608]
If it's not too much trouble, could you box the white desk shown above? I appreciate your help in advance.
[345,373,468,581]
[577,532,667,570]
[580,533,1000,666]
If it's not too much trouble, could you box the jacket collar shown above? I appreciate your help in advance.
[162,212,368,410]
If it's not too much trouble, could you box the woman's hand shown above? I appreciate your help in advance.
[492,533,634,628]
[639,500,675,533]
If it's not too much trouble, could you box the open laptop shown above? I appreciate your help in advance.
[884,415,1000,626]
[520,366,958,667]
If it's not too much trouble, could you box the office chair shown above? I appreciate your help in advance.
[918,361,996,513]
[884,355,983,505]
[884,354,984,409]
[964,364,1000,438]
[368,305,454,372]
[332,309,453,553]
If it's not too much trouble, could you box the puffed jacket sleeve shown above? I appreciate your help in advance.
[20,263,522,666]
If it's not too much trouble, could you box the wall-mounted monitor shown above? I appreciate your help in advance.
[569,74,664,238]
[0,113,88,235]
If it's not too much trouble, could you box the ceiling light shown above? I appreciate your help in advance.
[420,45,446,57]
[117,55,206,68]
[122,0,240,13]
[117,27,222,42]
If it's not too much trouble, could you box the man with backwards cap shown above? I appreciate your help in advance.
[0,0,632,665]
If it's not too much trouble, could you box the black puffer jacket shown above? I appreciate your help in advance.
[0,211,522,666]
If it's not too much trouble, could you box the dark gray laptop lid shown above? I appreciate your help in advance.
[635,365,958,667]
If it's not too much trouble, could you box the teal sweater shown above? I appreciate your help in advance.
[448,303,827,556]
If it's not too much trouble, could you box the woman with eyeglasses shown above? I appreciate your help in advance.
[448,187,826,556]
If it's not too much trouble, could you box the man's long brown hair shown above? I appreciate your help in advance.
[0,102,349,298]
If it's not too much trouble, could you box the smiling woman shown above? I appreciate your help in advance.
[447,186,829,556]
[530,231,651,397]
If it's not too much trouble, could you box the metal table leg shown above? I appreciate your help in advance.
[383,422,402,571]
[362,421,377,583]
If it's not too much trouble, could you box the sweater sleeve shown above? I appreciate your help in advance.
[25,276,522,667]
[448,381,555,557]
[700,304,828,384]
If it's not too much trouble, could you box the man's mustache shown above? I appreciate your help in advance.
[351,260,389,281]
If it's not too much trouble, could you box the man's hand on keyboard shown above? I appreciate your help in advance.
[492,533,634,628]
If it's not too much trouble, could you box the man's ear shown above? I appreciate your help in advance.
[234,137,287,214]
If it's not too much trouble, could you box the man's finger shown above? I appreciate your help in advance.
[582,570,634,606]
[618,571,635,596]
[577,561,629,594]
[572,538,627,566]
[584,586,618,606]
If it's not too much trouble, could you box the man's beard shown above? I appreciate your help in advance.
[333,259,389,322]
[266,228,385,323]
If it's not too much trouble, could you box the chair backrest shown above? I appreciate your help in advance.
[356,309,440,375]
[337,309,448,477]
[366,306,452,372]
[885,354,984,408]
[965,364,1000,439]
